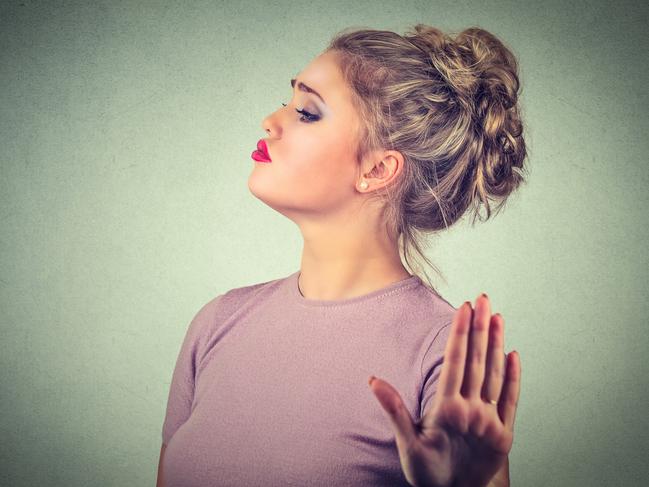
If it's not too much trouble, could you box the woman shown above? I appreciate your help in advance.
[159,24,526,487]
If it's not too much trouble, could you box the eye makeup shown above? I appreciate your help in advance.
[280,102,320,123]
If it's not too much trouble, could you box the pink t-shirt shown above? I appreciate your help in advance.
[161,270,456,486]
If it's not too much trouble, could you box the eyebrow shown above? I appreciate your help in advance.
[290,78,326,105]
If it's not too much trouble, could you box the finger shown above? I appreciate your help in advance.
[462,293,491,399]
[482,313,506,407]
[438,301,472,397]
[499,351,521,431]
[369,376,418,453]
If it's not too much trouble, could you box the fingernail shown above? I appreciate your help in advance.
[368,375,376,387]
[482,292,488,299]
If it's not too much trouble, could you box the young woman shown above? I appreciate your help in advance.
[159,24,527,487]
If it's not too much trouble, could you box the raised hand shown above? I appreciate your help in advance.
[368,293,521,487]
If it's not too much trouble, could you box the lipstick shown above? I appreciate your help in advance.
[252,139,272,163]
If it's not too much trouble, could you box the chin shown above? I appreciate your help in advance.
[248,174,276,206]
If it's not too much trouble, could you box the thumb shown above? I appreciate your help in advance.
[369,376,418,452]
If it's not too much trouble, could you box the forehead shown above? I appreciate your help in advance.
[297,51,352,108]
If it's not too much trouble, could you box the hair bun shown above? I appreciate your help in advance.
[454,28,525,192]
[456,27,520,110]
[403,24,527,217]
[406,25,520,109]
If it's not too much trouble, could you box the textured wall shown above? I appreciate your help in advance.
[1,0,647,485]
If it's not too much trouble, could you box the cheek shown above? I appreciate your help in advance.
[292,138,354,193]
[293,128,351,172]
[248,129,357,209]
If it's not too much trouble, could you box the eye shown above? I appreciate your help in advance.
[281,102,320,123]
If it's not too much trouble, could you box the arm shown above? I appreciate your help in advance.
[156,443,167,487]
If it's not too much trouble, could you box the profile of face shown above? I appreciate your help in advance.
[248,50,388,225]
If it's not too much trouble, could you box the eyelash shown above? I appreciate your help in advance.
[281,102,320,123]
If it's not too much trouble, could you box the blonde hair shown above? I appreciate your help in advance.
[324,24,529,292]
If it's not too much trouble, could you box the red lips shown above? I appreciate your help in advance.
[252,139,272,163]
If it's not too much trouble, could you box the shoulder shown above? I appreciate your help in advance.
[403,281,458,335]
[189,275,287,332]
[407,284,458,366]
[218,274,287,312]
[418,283,458,317]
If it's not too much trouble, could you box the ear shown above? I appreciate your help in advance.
[361,149,405,189]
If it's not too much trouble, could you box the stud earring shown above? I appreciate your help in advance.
[359,181,369,190]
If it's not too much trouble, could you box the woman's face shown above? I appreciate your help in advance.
[248,50,368,222]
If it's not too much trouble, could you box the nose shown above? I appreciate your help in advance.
[261,104,287,136]
[261,117,270,135]
[261,114,274,135]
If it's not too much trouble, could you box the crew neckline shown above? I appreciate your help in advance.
[288,270,422,308]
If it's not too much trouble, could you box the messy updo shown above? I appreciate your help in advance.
[324,24,529,290]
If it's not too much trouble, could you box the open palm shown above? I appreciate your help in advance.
[369,293,521,487]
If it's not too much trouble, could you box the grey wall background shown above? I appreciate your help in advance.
[1,0,647,485]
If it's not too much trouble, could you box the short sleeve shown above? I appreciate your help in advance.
[161,295,223,445]
[419,321,453,418]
